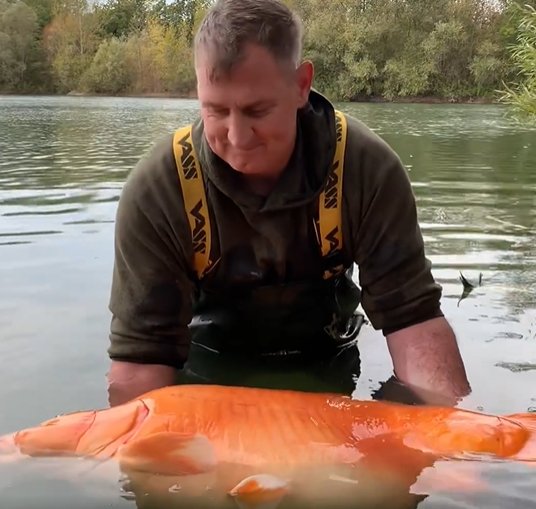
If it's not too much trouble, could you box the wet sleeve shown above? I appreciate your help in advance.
[107,138,195,368]
[344,119,443,335]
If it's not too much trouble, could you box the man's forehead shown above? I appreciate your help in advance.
[196,69,287,110]
[195,48,293,110]
[200,97,277,110]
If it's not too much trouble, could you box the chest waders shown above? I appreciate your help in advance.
[172,111,364,393]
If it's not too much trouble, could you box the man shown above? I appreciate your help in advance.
[106,0,471,408]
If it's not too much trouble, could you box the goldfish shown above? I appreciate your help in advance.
[0,383,535,509]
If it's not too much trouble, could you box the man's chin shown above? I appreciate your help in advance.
[228,159,265,176]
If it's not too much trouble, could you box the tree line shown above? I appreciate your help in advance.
[498,3,536,117]
[0,0,535,107]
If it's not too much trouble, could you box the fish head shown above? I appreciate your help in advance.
[0,409,98,461]
[3,398,150,460]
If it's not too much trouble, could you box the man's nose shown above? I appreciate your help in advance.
[227,114,255,149]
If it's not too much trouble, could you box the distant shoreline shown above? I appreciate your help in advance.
[351,95,496,105]
[1,90,498,105]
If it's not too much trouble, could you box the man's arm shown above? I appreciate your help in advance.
[107,362,177,407]
[343,117,471,406]
[106,137,196,406]
[386,317,470,406]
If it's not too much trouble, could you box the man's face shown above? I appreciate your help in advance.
[195,44,313,179]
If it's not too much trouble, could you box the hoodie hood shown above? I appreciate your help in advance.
[194,89,337,214]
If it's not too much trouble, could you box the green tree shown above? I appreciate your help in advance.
[498,3,536,117]
[1,0,535,103]
[0,1,40,91]
[79,37,130,93]
[42,0,101,92]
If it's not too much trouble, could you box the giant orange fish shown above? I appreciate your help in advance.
[0,384,535,508]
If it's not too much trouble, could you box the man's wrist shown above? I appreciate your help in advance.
[372,376,461,408]
[106,361,177,406]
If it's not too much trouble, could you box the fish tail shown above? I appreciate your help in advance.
[505,412,536,464]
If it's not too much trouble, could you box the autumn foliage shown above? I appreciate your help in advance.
[0,0,535,107]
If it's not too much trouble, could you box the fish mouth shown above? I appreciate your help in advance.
[0,435,22,463]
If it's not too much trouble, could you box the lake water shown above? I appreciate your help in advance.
[0,95,536,508]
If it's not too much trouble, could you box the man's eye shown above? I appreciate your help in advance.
[207,108,228,117]
[247,109,269,118]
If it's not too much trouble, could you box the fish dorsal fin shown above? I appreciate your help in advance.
[115,431,216,476]
[229,473,289,509]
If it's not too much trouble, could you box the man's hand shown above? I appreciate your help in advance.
[107,361,177,407]
[386,316,471,407]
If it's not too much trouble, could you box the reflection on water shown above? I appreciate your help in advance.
[1,95,536,509]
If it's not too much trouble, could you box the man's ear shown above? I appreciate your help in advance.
[296,60,314,107]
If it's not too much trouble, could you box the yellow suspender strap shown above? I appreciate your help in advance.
[173,109,347,281]
[315,109,348,279]
[172,124,213,280]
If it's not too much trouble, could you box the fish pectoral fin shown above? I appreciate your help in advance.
[116,431,216,476]
[229,473,289,509]
[328,473,360,485]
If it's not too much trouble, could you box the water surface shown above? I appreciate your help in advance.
[1,95,535,508]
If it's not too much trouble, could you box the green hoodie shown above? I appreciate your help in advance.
[107,90,443,370]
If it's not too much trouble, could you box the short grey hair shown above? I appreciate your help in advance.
[194,0,304,80]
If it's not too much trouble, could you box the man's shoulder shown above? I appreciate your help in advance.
[122,116,202,204]
[114,124,199,255]
[339,111,407,187]
[342,112,402,166]
[123,132,176,200]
